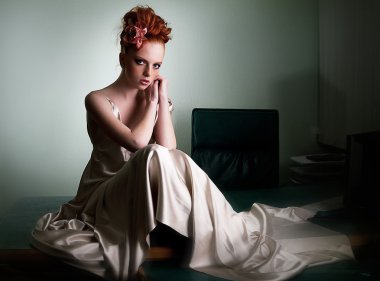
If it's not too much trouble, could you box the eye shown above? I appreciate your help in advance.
[135,59,144,65]
[153,64,161,69]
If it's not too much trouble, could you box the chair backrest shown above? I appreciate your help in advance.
[191,108,279,191]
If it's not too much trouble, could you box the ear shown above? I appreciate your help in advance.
[119,52,126,68]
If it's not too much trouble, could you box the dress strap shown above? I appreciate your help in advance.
[104,96,121,121]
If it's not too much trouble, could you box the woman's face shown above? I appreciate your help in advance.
[122,41,165,90]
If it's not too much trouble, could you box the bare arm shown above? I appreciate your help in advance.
[153,76,177,149]
[85,84,159,152]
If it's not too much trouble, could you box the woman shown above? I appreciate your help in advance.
[31,6,354,281]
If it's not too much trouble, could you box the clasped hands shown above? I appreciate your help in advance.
[144,75,168,105]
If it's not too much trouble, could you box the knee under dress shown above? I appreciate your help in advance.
[31,97,354,281]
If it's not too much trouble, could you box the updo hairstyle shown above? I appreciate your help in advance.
[120,6,172,52]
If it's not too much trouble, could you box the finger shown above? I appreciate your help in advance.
[155,75,167,84]
[153,80,159,100]
[145,83,153,97]
[156,76,167,90]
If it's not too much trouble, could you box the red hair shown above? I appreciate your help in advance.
[120,6,172,52]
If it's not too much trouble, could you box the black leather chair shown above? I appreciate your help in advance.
[191,108,279,191]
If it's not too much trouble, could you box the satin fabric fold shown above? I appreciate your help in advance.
[32,144,353,281]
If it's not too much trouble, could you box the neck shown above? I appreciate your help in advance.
[111,71,140,98]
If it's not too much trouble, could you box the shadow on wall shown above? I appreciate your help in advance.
[269,70,322,184]
[172,106,192,155]
[318,75,347,149]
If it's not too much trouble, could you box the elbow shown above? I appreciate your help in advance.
[160,139,177,150]
[168,140,177,150]
[125,140,176,152]
[120,137,148,152]
[130,138,150,151]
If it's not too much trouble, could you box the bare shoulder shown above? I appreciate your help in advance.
[85,90,101,103]
[84,91,111,115]
[85,90,106,107]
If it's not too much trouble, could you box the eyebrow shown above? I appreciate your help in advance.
[136,55,162,65]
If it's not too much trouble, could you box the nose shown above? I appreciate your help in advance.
[143,65,151,77]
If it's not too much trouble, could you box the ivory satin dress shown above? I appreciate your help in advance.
[31,97,354,281]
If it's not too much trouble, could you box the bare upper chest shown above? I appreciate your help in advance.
[111,95,147,128]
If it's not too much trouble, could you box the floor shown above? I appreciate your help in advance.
[1,261,377,281]
[0,254,225,281]
[1,188,380,280]
[1,252,379,281]
[0,259,104,281]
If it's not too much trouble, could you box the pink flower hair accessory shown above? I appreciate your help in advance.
[124,24,147,49]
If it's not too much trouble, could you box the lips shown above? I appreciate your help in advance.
[140,79,150,86]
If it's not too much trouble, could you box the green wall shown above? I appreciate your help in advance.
[0,0,320,216]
